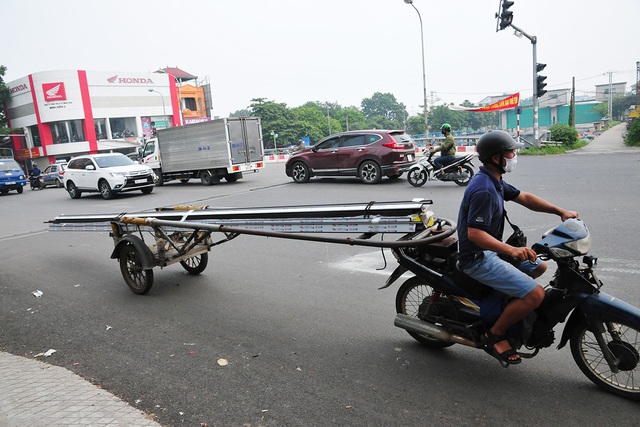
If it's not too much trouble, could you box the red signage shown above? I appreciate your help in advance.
[42,82,67,102]
[450,93,520,112]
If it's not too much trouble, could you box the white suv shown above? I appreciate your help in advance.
[64,153,155,200]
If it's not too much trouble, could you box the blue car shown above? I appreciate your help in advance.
[0,158,27,194]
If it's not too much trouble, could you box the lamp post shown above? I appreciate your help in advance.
[404,0,429,139]
[148,89,167,129]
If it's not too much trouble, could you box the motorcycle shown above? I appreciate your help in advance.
[29,173,44,190]
[406,148,476,187]
[385,214,640,400]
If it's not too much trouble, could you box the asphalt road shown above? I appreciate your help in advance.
[2,136,640,426]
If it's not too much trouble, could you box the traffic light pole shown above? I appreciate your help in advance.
[509,23,541,147]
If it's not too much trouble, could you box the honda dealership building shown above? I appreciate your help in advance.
[5,70,183,166]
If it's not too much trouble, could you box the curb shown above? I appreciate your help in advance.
[0,352,161,427]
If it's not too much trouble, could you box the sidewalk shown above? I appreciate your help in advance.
[0,352,161,427]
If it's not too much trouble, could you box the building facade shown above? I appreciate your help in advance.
[5,70,183,166]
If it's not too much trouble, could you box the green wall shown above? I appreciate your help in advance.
[506,103,602,128]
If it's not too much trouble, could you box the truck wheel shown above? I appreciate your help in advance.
[16,186,24,194]
[225,172,241,182]
[154,169,163,186]
[200,171,219,186]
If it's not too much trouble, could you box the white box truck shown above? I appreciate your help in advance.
[139,117,264,185]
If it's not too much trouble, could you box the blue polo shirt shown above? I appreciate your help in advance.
[457,166,520,267]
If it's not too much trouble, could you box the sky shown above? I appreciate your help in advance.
[2,0,639,117]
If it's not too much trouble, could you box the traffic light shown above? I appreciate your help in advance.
[536,63,547,98]
[497,0,514,31]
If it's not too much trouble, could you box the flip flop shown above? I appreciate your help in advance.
[481,330,522,367]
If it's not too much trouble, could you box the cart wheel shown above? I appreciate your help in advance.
[180,253,208,275]
[119,244,154,294]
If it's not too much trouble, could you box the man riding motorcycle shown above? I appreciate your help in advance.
[457,130,579,365]
[432,123,456,172]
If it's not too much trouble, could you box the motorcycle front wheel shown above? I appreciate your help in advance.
[407,168,428,187]
[395,276,455,348]
[570,320,640,401]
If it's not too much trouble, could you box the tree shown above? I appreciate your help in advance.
[290,105,330,144]
[361,92,407,130]
[0,65,10,136]
[406,115,426,135]
[249,98,298,148]
[229,108,252,117]
[625,119,640,147]
[338,107,366,132]
[613,94,635,120]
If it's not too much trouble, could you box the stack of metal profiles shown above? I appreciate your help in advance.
[47,199,435,235]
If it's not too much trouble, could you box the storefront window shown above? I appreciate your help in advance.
[29,125,41,147]
[69,120,85,142]
[49,120,85,144]
[94,119,107,140]
[109,117,137,138]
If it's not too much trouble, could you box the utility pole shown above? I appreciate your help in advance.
[605,70,613,120]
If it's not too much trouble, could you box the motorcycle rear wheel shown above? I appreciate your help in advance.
[454,165,474,186]
[570,320,640,401]
[407,169,428,187]
[395,276,455,348]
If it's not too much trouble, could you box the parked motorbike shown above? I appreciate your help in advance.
[385,215,640,400]
[407,149,476,187]
[29,173,44,190]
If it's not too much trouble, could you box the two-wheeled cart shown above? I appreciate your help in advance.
[47,199,456,295]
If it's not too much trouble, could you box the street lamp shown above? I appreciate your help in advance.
[404,0,429,139]
[148,89,167,129]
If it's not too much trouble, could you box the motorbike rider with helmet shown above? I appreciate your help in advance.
[29,163,43,189]
[457,130,578,366]
[432,123,457,172]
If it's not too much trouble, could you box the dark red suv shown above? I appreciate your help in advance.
[285,130,416,184]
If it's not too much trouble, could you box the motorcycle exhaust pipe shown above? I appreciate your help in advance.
[394,314,478,348]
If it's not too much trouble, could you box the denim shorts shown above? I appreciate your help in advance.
[461,251,541,299]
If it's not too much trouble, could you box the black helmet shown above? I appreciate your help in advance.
[477,130,523,163]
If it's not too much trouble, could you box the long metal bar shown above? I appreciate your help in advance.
[49,216,421,234]
[118,217,456,248]
[47,199,433,224]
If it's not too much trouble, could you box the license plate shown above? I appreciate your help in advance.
[5,182,16,185]
[407,155,414,161]
[135,179,147,184]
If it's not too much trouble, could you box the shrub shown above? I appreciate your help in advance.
[549,123,578,145]
[625,119,640,147]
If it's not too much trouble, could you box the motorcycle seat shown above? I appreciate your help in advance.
[454,261,493,299]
